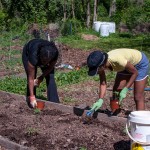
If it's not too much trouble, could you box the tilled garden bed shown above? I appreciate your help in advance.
[0,91,130,150]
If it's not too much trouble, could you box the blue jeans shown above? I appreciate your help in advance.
[117,52,149,81]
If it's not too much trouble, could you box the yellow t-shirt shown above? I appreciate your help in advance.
[107,48,142,72]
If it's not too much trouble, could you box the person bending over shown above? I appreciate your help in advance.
[22,38,59,108]
[87,48,149,112]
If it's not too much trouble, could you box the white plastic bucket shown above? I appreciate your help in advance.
[126,111,150,150]
[93,21,103,32]
[108,22,116,33]
[100,24,110,37]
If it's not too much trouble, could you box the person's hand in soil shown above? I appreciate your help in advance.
[28,95,37,108]
[119,87,128,105]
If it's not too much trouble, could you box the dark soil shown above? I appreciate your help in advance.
[0,91,130,150]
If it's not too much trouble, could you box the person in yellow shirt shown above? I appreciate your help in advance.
[86,48,149,113]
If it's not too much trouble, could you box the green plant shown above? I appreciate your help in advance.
[34,108,41,114]
[26,127,38,136]
[79,147,87,150]
[113,91,119,100]
[60,19,82,36]
[55,67,88,86]
[63,97,76,103]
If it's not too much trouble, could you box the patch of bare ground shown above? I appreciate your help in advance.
[0,91,130,150]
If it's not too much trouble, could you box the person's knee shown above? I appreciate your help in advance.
[134,93,144,102]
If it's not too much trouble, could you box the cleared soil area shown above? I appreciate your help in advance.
[0,91,130,150]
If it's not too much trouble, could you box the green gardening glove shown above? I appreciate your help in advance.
[119,87,128,104]
[91,99,104,111]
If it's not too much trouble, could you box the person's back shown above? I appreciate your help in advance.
[107,48,142,72]
[22,38,59,108]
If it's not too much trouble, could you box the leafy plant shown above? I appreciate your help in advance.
[26,127,38,136]
[79,147,87,150]
[55,67,88,86]
[63,97,76,103]
[34,108,41,114]
[113,91,119,100]
[60,18,82,36]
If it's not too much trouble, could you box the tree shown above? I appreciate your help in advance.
[71,0,75,18]
[93,0,97,22]
[63,0,67,21]
[86,0,91,28]
[109,0,116,17]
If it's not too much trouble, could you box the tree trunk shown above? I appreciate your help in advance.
[71,0,75,18]
[93,0,97,23]
[63,0,67,21]
[109,0,116,17]
[86,0,91,28]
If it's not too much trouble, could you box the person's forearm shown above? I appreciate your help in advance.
[28,78,35,96]
[27,61,36,96]
[125,62,138,88]
[99,70,107,99]
[99,84,107,98]
[126,73,138,88]
[39,67,53,79]
[39,61,56,79]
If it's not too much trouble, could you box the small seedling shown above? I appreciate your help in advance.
[26,127,38,136]
[122,126,131,135]
[34,108,41,114]
[113,91,119,99]
[63,97,76,103]
[80,147,87,150]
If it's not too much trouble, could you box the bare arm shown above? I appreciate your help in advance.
[38,60,57,81]
[98,70,107,98]
[27,61,36,96]
[125,61,138,88]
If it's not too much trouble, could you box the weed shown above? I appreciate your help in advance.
[63,97,76,103]
[79,147,87,150]
[34,108,41,114]
[26,127,38,136]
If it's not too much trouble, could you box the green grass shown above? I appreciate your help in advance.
[57,31,150,55]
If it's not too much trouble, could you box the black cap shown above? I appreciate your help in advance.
[87,50,107,76]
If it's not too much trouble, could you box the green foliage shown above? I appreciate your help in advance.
[0,0,149,32]
[0,76,47,99]
[26,127,38,136]
[55,67,88,86]
[0,77,26,95]
[93,71,116,82]
[0,10,7,30]
[57,31,150,53]
[79,147,87,150]
[34,108,41,114]
[111,0,149,29]
[60,19,82,36]
[63,97,76,103]
[116,0,129,12]
[19,0,47,23]
[98,4,108,17]
[121,6,148,29]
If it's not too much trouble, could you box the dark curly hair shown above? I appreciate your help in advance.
[39,41,58,64]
